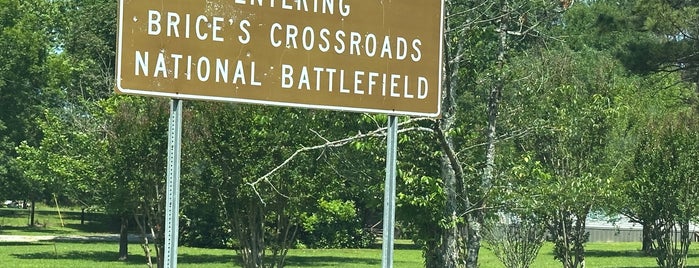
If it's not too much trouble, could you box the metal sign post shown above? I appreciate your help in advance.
[381,115,398,268]
[164,99,183,268]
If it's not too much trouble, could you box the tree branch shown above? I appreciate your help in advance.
[246,117,434,201]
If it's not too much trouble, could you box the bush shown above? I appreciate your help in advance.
[297,199,375,248]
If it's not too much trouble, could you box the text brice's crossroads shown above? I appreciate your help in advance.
[116,0,444,117]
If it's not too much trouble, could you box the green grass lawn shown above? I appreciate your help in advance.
[528,243,699,268]
[1,240,698,267]
[1,207,118,235]
[3,207,699,267]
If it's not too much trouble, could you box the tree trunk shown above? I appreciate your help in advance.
[436,0,474,265]
[642,222,655,255]
[465,215,482,268]
[550,207,590,268]
[29,200,35,226]
[234,199,266,268]
[156,243,164,268]
[465,0,509,267]
[572,211,588,268]
[118,215,129,261]
[424,239,443,268]
[440,154,461,268]
[133,212,155,268]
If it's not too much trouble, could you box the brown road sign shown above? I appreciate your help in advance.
[116,0,444,117]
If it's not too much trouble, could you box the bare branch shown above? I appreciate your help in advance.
[434,122,466,184]
[455,124,546,156]
[246,117,435,200]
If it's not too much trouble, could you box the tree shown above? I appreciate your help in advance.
[607,71,697,256]
[185,103,381,267]
[427,0,569,266]
[4,0,122,222]
[623,101,699,268]
[620,0,699,91]
[628,110,699,267]
[565,1,699,257]
[0,0,54,204]
[385,0,573,266]
[191,104,298,268]
[100,96,170,266]
[15,108,108,215]
[502,44,633,268]
[59,0,117,102]
[481,214,546,268]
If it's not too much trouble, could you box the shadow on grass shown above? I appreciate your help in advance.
[0,226,75,235]
[367,242,420,250]
[12,249,380,267]
[586,249,699,268]
[0,241,53,246]
[10,247,234,265]
[585,249,647,258]
[64,222,120,233]
[284,255,381,267]
[1,208,117,230]
[179,253,235,264]
[616,266,699,268]
[0,221,118,234]
[587,249,699,258]
[12,250,152,265]
[0,209,23,217]
[181,252,382,267]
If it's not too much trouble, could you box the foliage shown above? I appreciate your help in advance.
[298,198,374,249]
[610,70,698,256]
[184,103,381,266]
[501,43,635,268]
[627,109,699,268]
[58,0,118,101]
[0,206,117,234]
[0,0,55,201]
[3,1,699,268]
[433,0,570,265]
[482,215,546,268]
[621,0,699,83]
[74,95,171,266]
[15,109,107,209]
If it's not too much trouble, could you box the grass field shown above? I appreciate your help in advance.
[1,240,698,268]
[0,206,118,235]
[2,207,699,267]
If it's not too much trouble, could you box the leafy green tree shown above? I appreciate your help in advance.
[100,96,170,266]
[621,0,699,89]
[185,103,379,267]
[15,108,108,211]
[559,1,699,257]
[620,77,699,268]
[59,0,117,101]
[501,44,634,268]
[395,119,446,267]
[0,0,54,203]
[487,158,548,268]
[632,111,699,268]
[423,0,575,266]
[184,103,291,268]
[608,71,696,255]
[385,0,571,266]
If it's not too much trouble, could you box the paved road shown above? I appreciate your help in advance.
[0,234,143,243]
